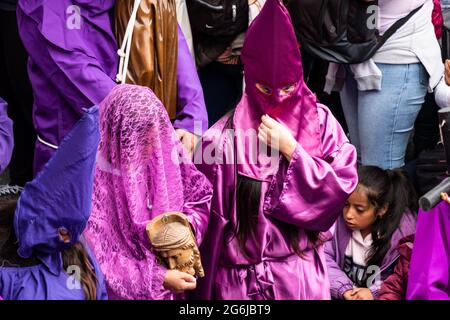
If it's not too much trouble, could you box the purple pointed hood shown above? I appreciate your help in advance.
[14,105,99,273]
[234,0,322,181]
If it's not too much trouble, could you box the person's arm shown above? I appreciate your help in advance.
[264,108,358,232]
[173,25,208,135]
[0,98,13,174]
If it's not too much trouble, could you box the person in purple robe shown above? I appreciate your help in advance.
[0,106,107,300]
[83,84,212,300]
[16,0,208,175]
[0,98,13,174]
[191,0,358,300]
[406,199,450,300]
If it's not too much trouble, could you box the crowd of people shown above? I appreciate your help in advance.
[0,0,449,300]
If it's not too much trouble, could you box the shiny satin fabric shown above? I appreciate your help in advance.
[192,104,358,300]
[234,0,322,182]
[115,0,178,120]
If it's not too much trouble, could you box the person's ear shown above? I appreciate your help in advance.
[377,204,389,219]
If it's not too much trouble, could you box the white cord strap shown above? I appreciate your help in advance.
[37,135,59,150]
[116,0,143,84]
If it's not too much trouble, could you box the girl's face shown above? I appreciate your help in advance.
[343,187,382,237]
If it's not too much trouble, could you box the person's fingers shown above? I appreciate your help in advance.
[261,114,278,128]
[175,129,185,139]
[179,272,196,283]
[259,122,271,133]
[258,131,269,145]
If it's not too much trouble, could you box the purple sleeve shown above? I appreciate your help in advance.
[0,99,13,174]
[266,107,358,232]
[16,3,117,114]
[407,202,450,300]
[324,238,354,299]
[172,25,208,135]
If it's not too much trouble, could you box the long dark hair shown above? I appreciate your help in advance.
[235,175,319,257]
[62,242,98,300]
[0,189,98,300]
[357,166,418,267]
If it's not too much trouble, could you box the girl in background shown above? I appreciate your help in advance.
[325,166,417,300]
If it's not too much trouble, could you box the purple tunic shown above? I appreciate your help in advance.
[0,98,13,174]
[173,25,209,135]
[17,0,118,174]
[407,201,450,300]
[192,104,358,300]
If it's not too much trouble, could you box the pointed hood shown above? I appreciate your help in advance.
[14,106,100,273]
[234,0,322,181]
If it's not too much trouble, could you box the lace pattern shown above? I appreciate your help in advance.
[84,84,211,299]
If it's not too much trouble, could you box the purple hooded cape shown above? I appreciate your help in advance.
[0,106,107,300]
[0,98,13,174]
[16,0,118,175]
[191,0,358,300]
[407,201,450,300]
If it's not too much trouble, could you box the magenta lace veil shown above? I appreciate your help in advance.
[84,84,211,299]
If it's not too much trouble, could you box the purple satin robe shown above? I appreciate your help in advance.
[407,201,450,300]
[0,98,13,174]
[192,105,358,300]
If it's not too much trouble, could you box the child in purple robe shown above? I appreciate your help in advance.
[191,0,358,300]
[0,98,13,174]
[0,106,107,300]
[325,166,417,300]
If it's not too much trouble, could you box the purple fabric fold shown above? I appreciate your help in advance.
[407,201,450,300]
[14,105,99,275]
[84,84,212,300]
[0,98,13,174]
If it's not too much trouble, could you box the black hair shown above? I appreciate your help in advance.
[234,175,319,258]
[356,166,417,267]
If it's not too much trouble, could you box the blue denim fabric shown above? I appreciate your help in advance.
[340,63,428,169]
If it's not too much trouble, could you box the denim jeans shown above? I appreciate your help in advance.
[340,63,428,169]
